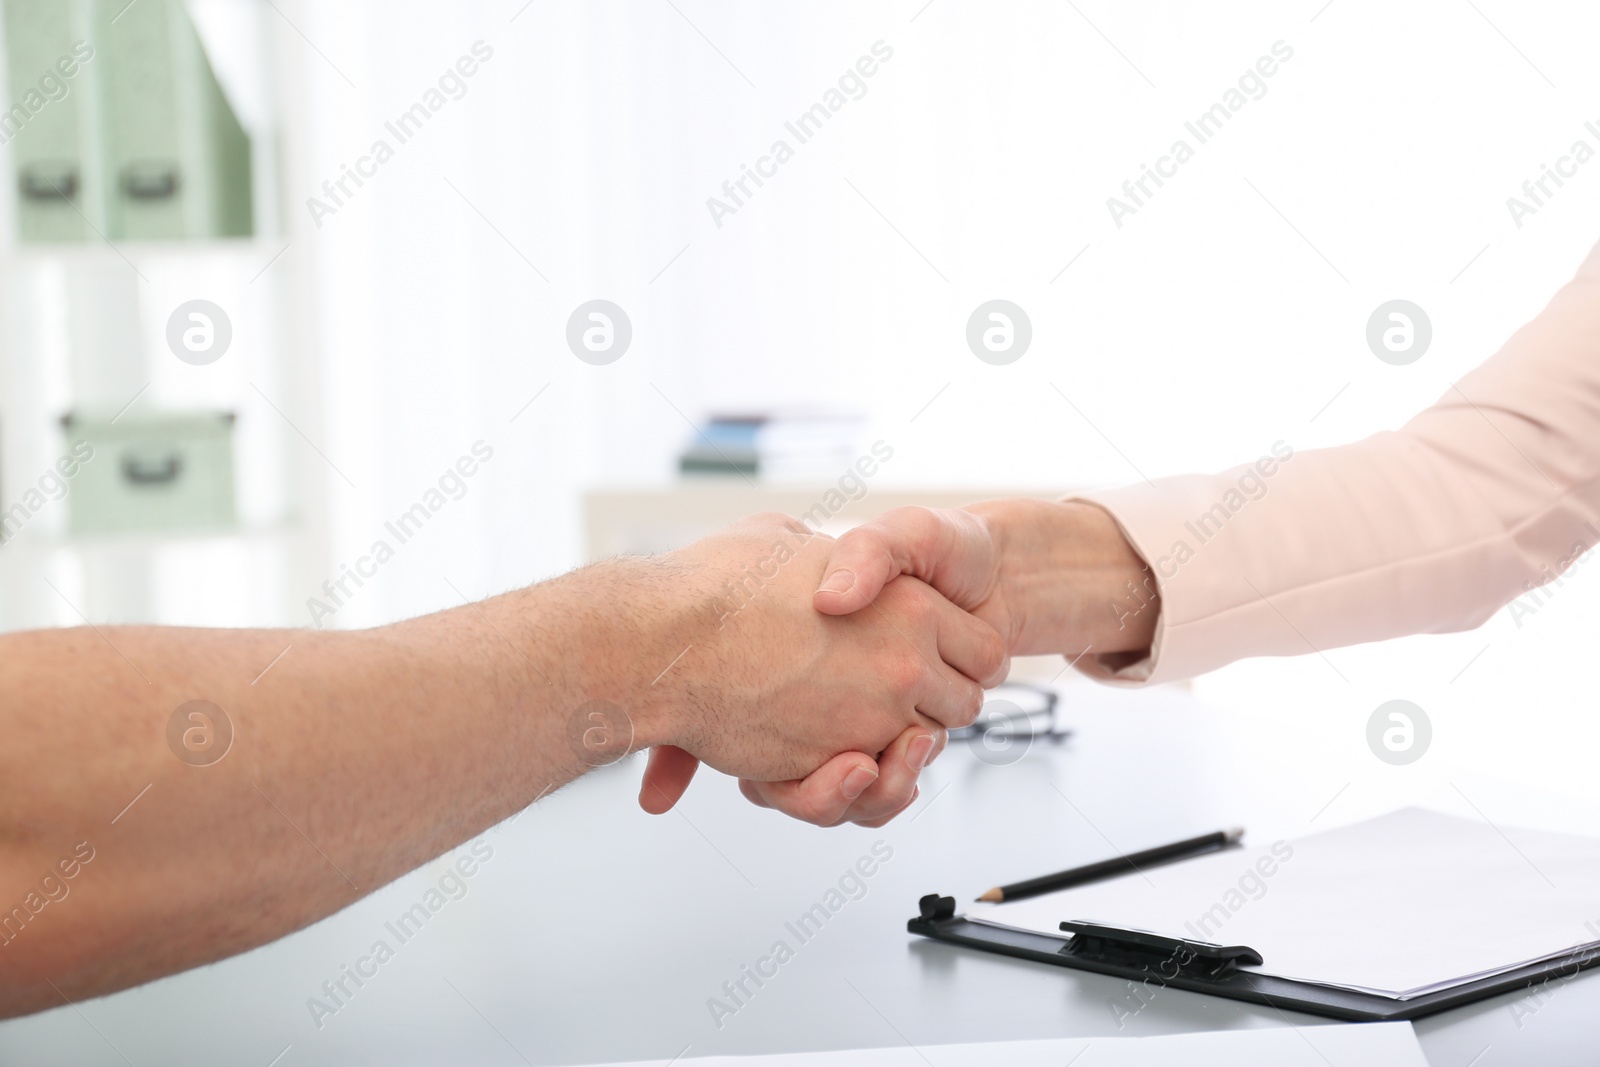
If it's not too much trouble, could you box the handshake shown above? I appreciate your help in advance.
[0,490,1162,1016]
[618,499,1159,828]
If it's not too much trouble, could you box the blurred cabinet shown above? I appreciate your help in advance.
[0,0,314,635]
[3,0,252,242]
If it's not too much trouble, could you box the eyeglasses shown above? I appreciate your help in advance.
[949,681,1068,745]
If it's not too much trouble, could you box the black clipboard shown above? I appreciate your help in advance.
[908,893,1600,1021]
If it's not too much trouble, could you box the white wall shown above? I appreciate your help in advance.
[273,1,1600,797]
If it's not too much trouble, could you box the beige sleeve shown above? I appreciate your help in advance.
[1068,238,1600,686]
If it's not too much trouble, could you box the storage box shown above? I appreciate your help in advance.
[63,411,236,535]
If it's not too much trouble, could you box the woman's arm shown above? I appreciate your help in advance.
[1072,236,1600,683]
[807,236,1600,686]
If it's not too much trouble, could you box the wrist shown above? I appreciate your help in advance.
[964,498,1158,657]
[432,557,707,764]
[539,556,710,754]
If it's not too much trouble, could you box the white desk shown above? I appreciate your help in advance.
[1,685,1593,1064]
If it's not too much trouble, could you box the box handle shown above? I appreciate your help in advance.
[19,163,79,201]
[121,453,184,486]
[121,161,181,200]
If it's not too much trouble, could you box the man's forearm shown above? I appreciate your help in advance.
[0,558,681,1017]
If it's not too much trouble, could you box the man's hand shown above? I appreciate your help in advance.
[636,513,1008,818]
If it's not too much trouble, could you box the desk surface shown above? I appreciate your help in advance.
[2,684,1595,1065]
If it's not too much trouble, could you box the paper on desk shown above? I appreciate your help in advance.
[580,1022,1427,1066]
[970,807,1600,998]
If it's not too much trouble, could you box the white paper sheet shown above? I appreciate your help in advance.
[579,1023,1428,1066]
[969,807,1600,997]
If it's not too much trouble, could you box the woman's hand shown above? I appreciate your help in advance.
[725,500,1158,829]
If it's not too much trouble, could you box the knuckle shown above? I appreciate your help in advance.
[882,505,935,534]
[835,528,890,573]
[886,655,925,699]
[751,510,813,540]
[893,585,935,624]
[897,506,951,553]
[841,522,887,549]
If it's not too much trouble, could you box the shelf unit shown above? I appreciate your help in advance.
[0,0,329,632]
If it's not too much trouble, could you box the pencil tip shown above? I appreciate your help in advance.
[1225,827,1246,843]
[976,888,1003,903]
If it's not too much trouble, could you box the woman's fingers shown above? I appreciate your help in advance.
[813,506,999,617]
[934,589,1011,688]
[839,725,941,825]
[886,580,1006,726]
[737,725,944,828]
[736,750,881,827]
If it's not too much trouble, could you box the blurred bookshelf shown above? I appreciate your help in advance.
[0,0,327,632]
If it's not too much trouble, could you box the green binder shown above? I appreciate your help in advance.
[2,0,95,241]
[3,0,253,242]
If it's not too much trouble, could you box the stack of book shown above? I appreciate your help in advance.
[678,411,865,481]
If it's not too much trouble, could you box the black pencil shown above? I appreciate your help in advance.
[976,827,1245,903]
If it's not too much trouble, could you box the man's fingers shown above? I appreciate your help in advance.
[638,745,700,814]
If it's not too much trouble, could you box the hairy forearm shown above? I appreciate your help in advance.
[0,558,684,1017]
[967,498,1158,661]
[0,510,988,1014]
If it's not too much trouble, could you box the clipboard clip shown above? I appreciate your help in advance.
[1059,920,1264,980]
